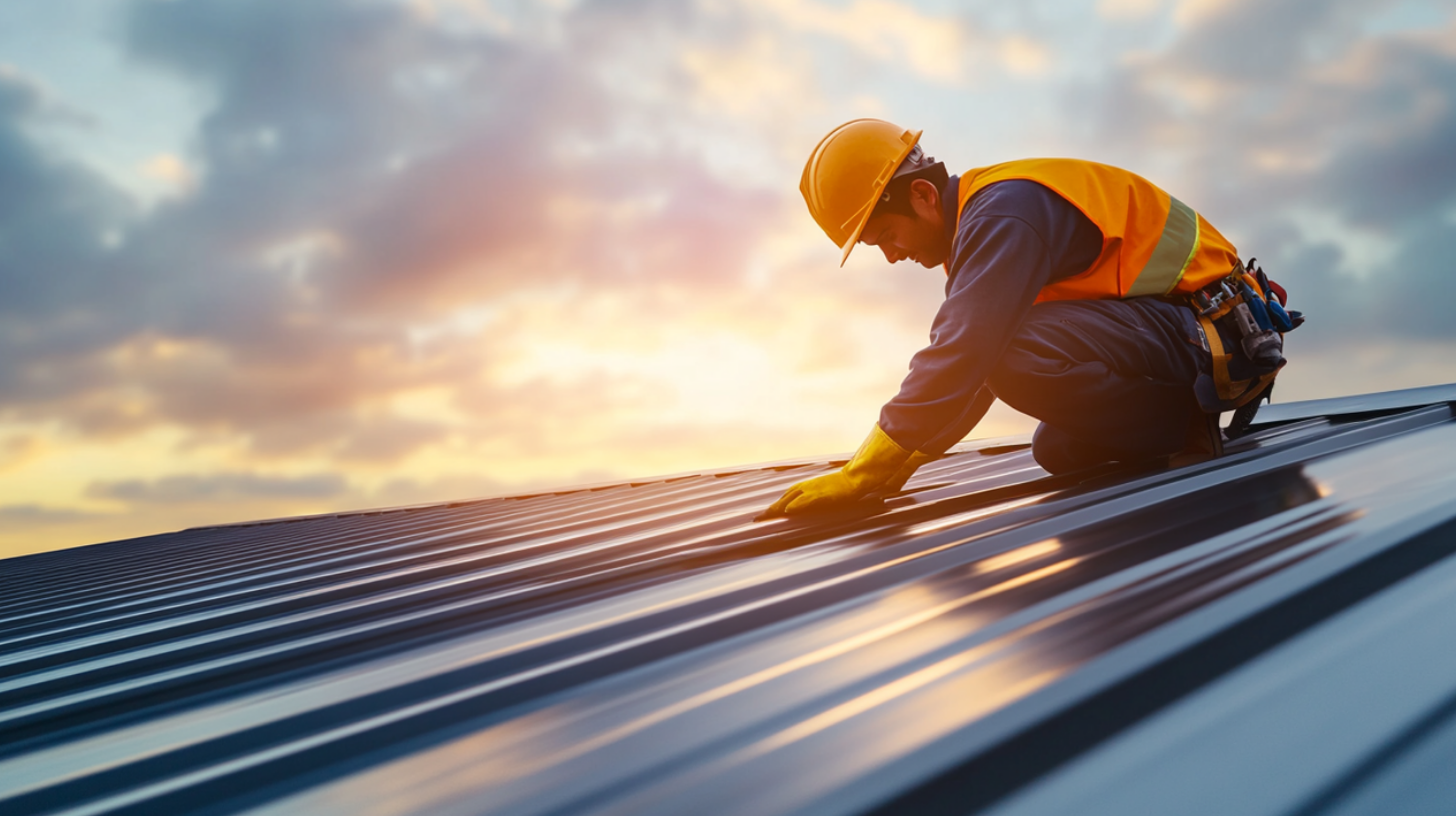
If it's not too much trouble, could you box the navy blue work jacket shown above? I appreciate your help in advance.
[876,177,1192,453]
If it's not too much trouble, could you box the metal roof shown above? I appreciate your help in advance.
[4,383,1456,816]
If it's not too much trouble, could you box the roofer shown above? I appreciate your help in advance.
[762,119,1301,518]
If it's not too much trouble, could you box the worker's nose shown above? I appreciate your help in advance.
[879,245,897,263]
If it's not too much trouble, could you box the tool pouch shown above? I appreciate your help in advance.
[1189,258,1304,415]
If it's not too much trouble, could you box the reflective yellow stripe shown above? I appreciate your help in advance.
[1128,196,1200,297]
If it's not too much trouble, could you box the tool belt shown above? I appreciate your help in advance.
[1184,258,1305,420]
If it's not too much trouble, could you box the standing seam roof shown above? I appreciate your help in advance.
[4,384,1456,815]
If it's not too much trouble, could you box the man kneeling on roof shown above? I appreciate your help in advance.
[762,119,1301,519]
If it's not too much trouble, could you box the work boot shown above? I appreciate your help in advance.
[1169,410,1224,468]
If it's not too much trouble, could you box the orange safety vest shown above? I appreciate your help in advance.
[954,159,1242,302]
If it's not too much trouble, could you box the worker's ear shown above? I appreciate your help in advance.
[907,178,941,222]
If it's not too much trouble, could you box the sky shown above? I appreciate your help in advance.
[1,0,1454,558]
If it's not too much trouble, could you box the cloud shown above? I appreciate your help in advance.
[0,504,108,525]
[753,0,972,82]
[1367,216,1456,339]
[999,35,1051,77]
[140,153,196,196]
[0,65,137,334]
[87,471,348,504]
[4,0,1055,490]
[1098,0,1164,21]
[1306,35,1456,229]
[1071,2,1456,344]
[0,0,794,469]
[0,433,42,472]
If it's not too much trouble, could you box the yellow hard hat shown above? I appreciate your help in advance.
[800,119,923,266]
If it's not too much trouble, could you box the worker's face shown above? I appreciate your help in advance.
[859,179,950,269]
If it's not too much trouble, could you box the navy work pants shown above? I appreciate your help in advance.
[986,298,1207,475]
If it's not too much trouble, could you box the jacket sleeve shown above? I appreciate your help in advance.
[876,205,1061,454]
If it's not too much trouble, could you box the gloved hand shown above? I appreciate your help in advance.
[881,450,939,493]
[759,424,912,518]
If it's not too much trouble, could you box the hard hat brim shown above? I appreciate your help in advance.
[838,128,923,267]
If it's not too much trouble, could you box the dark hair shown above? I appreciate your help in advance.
[872,161,948,218]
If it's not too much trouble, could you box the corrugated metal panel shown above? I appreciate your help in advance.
[3,385,1456,815]
[1254,382,1456,425]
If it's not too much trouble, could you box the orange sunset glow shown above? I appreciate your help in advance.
[3,0,1456,557]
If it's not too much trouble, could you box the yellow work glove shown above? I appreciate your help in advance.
[881,450,939,494]
[760,424,912,518]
